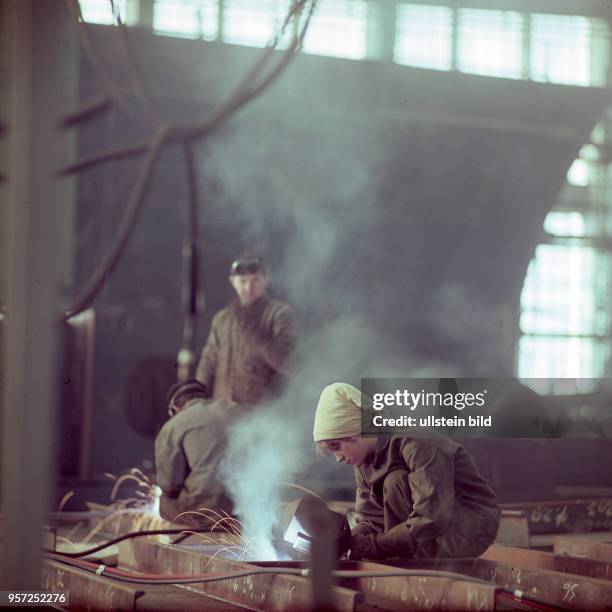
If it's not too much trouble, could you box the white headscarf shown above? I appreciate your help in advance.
[313,382,372,442]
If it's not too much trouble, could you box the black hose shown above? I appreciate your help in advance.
[45,527,219,558]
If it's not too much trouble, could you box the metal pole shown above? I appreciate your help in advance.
[1,0,74,589]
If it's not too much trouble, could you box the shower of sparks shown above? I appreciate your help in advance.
[173,507,289,563]
[58,490,75,511]
[57,467,167,550]
[57,469,290,561]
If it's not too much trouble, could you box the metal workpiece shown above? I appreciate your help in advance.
[119,538,360,611]
[42,560,245,611]
[502,498,612,535]
[554,534,612,563]
[43,560,143,611]
[46,504,612,611]
[338,560,500,611]
[483,544,612,581]
[468,557,612,611]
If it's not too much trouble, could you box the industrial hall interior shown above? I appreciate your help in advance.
[2,0,612,610]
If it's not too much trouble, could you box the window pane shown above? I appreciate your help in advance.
[566,159,590,187]
[520,244,597,336]
[153,0,218,40]
[518,336,608,384]
[222,0,290,48]
[530,14,592,86]
[544,211,585,238]
[457,8,523,79]
[302,0,368,60]
[394,4,452,71]
[79,0,127,25]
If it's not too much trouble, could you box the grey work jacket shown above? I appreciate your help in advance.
[155,398,246,517]
[195,295,296,405]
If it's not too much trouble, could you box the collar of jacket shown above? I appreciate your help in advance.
[370,435,391,467]
[231,293,270,318]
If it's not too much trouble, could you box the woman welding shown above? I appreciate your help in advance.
[313,383,500,560]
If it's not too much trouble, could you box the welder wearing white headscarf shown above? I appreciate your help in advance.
[313,382,372,442]
[313,383,501,564]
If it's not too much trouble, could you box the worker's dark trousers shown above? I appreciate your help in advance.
[379,469,499,558]
[381,469,414,530]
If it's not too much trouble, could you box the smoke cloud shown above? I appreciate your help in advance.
[204,74,420,557]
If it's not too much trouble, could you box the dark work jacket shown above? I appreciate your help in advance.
[354,435,501,558]
[195,295,296,405]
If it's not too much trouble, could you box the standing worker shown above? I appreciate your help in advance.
[313,382,501,560]
[195,254,296,405]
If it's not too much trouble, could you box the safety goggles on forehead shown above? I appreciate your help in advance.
[230,258,263,275]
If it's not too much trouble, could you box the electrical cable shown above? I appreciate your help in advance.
[64,123,171,318]
[46,552,490,587]
[44,527,223,558]
[43,529,237,559]
[46,552,304,584]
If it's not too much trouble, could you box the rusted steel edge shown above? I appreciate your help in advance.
[469,557,612,611]
[554,535,612,563]
[42,559,141,611]
[483,544,612,581]
[501,498,612,535]
[342,560,500,612]
[119,538,360,612]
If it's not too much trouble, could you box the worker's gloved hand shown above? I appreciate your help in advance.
[349,534,383,560]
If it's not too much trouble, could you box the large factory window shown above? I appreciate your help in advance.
[517,18,611,389]
[456,9,524,79]
[394,4,453,71]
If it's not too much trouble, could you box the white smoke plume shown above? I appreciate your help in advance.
[205,68,415,558]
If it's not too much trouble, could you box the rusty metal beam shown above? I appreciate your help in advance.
[119,538,360,611]
[353,557,612,611]
[42,560,142,610]
[554,535,612,563]
[468,558,612,611]
[501,498,612,534]
[341,560,500,611]
[42,560,246,611]
[482,544,612,581]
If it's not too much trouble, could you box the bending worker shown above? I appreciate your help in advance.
[196,254,296,405]
[155,380,247,527]
[313,382,501,560]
